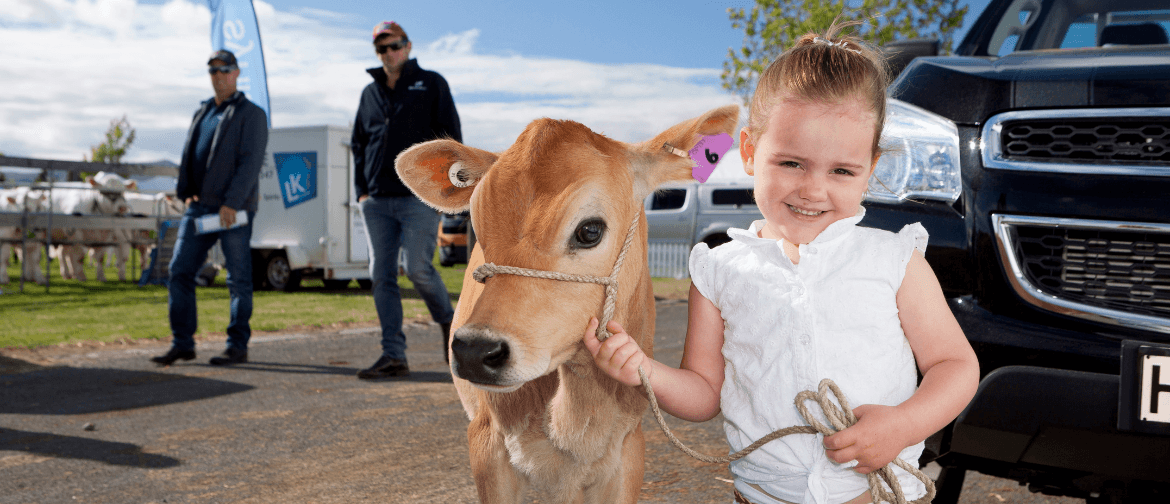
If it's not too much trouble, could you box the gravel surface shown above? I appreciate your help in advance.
[1,300,1084,504]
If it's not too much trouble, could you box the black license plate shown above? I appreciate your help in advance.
[1119,340,1170,435]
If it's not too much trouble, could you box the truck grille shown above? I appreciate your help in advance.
[983,108,1170,176]
[1001,118,1170,163]
[995,215,1170,333]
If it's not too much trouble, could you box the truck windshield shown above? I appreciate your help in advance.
[985,0,1170,56]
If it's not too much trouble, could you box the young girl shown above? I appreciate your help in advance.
[584,24,980,504]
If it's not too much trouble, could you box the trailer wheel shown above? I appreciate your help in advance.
[265,252,301,292]
[252,251,270,290]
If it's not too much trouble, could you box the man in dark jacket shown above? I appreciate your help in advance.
[352,21,460,379]
[152,49,269,367]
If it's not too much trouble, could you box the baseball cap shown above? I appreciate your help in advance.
[372,21,407,42]
[207,49,238,66]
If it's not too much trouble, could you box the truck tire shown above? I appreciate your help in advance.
[931,465,966,504]
[703,233,731,248]
[265,252,301,292]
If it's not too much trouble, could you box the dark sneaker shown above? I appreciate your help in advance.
[357,355,410,379]
[151,347,196,365]
[209,348,248,366]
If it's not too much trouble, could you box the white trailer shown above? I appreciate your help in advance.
[249,125,369,290]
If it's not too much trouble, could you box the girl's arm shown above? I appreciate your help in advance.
[823,250,980,474]
[584,283,726,422]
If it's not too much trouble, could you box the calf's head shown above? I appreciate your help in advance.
[86,172,132,215]
[397,105,738,391]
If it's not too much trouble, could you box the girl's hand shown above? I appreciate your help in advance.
[822,404,912,474]
[583,317,649,387]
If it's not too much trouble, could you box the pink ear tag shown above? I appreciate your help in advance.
[689,133,734,183]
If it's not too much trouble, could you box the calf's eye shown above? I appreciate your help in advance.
[572,219,606,249]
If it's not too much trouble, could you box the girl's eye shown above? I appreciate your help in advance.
[571,219,606,249]
[780,161,801,169]
[832,168,856,176]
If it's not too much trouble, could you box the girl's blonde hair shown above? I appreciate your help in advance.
[747,20,890,156]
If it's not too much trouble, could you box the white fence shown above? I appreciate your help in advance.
[647,240,691,280]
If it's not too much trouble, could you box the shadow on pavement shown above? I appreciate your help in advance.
[406,370,453,383]
[0,428,180,468]
[356,370,453,384]
[0,366,253,415]
[221,361,361,376]
[0,354,42,375]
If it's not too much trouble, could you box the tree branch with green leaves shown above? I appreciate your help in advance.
[87,115,137,164]
[721,0,967,104]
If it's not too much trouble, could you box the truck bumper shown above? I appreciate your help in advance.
[947,365,1170,485]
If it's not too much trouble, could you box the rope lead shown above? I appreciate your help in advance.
[468,211,935,503]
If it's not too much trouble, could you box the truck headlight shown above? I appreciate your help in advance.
[867,98,961,204]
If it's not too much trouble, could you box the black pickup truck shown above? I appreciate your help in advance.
[865,0,1170,502]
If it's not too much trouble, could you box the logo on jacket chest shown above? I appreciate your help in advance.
[407,80,426,91]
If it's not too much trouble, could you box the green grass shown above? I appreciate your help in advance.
[1,249,692,349]
[0,250,469,349]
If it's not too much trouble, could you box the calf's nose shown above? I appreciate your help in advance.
[450,335,510,384]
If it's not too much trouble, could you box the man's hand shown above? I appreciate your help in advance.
[358,195,368,203]
[185,195,200,205]
[219,206,238,228]
[822,404,913,474]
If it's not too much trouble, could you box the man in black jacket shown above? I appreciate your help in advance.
[352,21,460,379]
[152,49,269,367]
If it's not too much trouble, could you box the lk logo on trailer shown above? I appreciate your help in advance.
[273,152,317,209]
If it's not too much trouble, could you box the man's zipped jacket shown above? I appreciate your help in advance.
[352,59,462,199]
[176,91,269,213]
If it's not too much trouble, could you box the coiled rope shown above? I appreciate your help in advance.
[471,212,935,504]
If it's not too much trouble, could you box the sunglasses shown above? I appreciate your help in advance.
[208,65,237,74]
[375,39,409,54]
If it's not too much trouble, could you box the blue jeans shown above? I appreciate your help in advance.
[168,202,254,352]
[361,196,454,360]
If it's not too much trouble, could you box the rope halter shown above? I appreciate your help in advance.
[471,213,641,342]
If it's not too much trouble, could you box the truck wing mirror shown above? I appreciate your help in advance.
[884,38,940,78]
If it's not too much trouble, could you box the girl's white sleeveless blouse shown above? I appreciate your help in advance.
[689,207,929,504]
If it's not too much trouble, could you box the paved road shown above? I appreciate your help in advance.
[1,300,1081,503]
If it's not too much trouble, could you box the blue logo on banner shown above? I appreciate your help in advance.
[273,152,317,208]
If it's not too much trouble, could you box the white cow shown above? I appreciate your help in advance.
[0,187,48,285]
[47,174,132,281]
[92,172,187,280]
[121,190,186,272]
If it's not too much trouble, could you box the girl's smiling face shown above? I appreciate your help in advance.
[742,96,878,246]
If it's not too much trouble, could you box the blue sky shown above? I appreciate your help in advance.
[246,0,991,68]
[1,0,992,165]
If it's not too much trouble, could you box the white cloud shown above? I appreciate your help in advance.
[0,0,738,165]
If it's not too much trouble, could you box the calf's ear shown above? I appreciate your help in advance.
[396,139,497,213]
[629,104,740,198]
